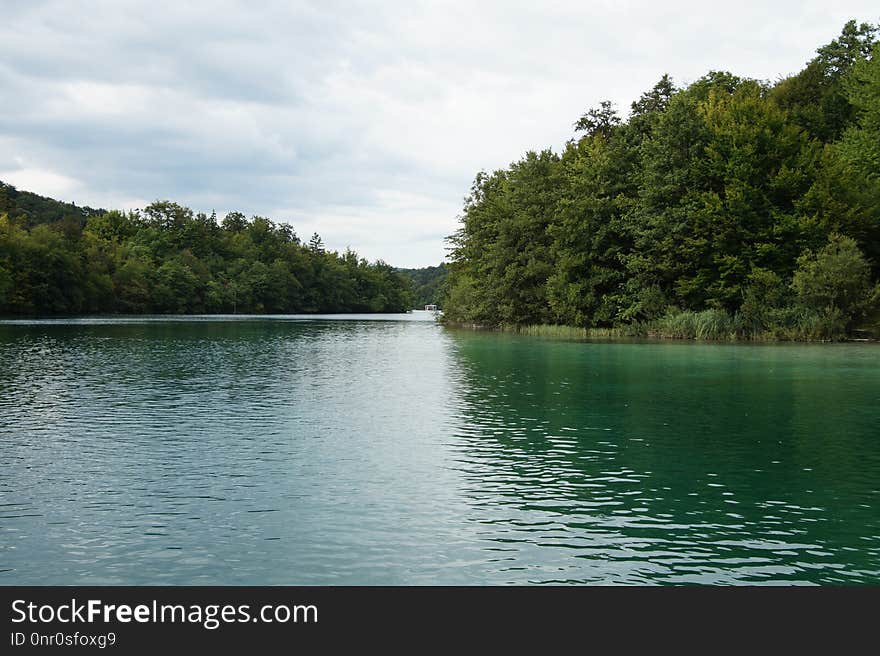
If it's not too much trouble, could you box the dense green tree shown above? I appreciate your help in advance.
[838,41,880,192]
[739,268,790,334]
[574,100,621,137]
[0,190,413,316]
[842,67,879,165]
[308,232,325,254]
[447,150,561,325]
[791,234,874,320]
[771,20,876,142]
[548,119,634,325]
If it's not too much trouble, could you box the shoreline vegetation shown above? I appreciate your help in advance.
[442,316,878,343]
[442,21,880,343]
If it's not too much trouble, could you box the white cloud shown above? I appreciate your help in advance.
[0,0,877,266]
[0,166,80,200]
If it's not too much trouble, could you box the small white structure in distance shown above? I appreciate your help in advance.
[425,304,438,312]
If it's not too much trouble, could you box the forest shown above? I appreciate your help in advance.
[444,21,880,340]
[0,183,414,315]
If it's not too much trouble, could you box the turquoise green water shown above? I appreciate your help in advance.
[1,314,878,584]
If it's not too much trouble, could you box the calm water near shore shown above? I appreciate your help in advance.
[1,313,878,584]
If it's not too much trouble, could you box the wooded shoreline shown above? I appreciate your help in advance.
[442,21,880,344]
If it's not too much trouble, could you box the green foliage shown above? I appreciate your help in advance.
[791,233,873,321]
[397,263,448,308]
[444,20,880,341]
[740,268,788,332]
[574,100,620,137]
[772,20,877,142]
[0,181,105,229]
[446,150,562,325]
[0,193,413,316]
[839,41,880,178]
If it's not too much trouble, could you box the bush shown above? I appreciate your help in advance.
[740,268,788,333]
[791,234,873,326]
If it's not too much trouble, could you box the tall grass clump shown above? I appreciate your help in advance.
[501,324,633,340]
[694,309,736,340]
[651,309,736,340]
[506,324,590,339]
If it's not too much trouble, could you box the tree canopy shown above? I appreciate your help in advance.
[0,190,413,315]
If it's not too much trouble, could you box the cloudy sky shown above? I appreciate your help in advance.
[0,1,877,267]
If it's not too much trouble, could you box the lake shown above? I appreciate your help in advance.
[1,313,879,584]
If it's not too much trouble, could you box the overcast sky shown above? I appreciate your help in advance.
[0,1,877,267]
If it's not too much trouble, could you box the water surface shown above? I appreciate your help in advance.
[1,314,878,584]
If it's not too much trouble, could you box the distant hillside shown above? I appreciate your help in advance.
[0,181,106,228]
[397,263,448,309]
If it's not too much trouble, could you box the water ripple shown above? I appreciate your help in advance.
[0,317,879,584]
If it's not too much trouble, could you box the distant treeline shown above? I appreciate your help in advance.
[0,184,415,315]
[397,263,448,308]
[444,21,880,340]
